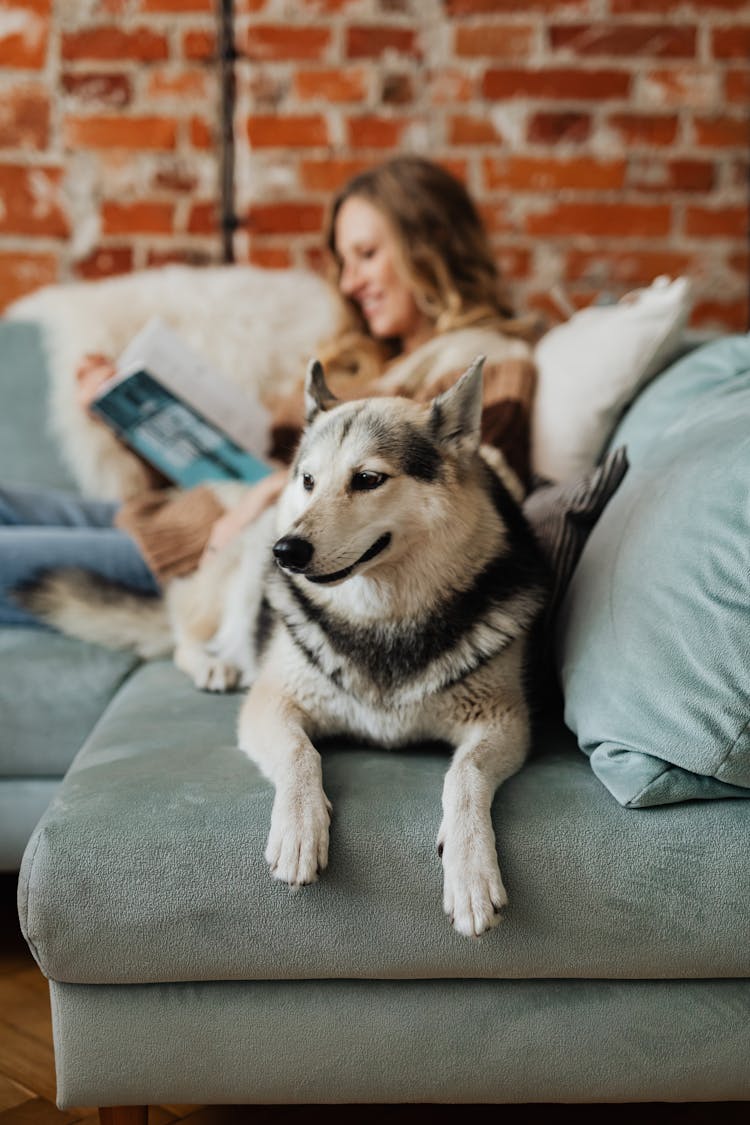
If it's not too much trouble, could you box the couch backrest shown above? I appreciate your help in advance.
[0,319,76,490]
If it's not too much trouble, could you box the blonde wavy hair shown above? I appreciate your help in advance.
[319,156,535,383]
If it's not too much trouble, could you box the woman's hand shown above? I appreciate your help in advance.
[202,469,288,562]
[75,353,116,413]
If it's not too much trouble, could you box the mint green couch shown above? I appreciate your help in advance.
[5,318,750,1110]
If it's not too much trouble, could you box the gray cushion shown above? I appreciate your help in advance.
[19,660,750,984]
[558,334,750,806]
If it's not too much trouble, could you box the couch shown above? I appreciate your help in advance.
[3,310,750,1117]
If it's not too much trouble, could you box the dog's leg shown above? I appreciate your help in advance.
[238,676,331,886]
[437,704,528,938]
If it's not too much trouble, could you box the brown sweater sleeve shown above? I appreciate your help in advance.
[115,485,227,582]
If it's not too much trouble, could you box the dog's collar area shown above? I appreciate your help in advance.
[306,532,392,585]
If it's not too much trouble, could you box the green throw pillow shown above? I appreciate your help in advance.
[557,334,750,807]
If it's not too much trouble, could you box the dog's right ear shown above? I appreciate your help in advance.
[304,359,338,424]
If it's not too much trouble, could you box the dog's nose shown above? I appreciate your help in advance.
[273,536,314,572]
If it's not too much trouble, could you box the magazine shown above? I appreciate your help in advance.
[90,318,274,489]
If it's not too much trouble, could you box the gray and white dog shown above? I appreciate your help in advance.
[25,357,549,937]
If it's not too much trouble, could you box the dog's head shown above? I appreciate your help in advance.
[272,356,488,587]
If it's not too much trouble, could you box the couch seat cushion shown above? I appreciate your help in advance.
[0,630,138,776]
[19,660,750,985]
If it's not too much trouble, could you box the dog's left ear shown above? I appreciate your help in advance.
[429,355,485,454]
[304,359,338,424]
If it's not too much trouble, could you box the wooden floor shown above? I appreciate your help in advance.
[1,873,748,1125]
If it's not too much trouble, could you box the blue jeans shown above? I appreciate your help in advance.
[0,485,160,627]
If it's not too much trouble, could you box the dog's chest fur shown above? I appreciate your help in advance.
[260,540,544,743]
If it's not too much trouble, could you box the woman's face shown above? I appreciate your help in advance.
[334,195,428,349]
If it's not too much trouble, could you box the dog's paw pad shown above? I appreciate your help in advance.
[265,789,331,887]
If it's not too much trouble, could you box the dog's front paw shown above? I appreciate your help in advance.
[437,821,508,938]
[193,655,242,693]
[265,787,332,887]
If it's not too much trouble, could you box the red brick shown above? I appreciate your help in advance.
[550,24,696,58]
[189,117,213,149]
[299,158,370,191]
[565,249,694,287]
[346,115,410,148]
[247,114,328,148]
[628,159,715,193]
[183,29,215,61]
[0,163,68,236]
[449,115,502,146]
[102,201,174,235]
[525,201,672,238]
[62,27,168,63]
[246,203,325,235]
[147,248,215,267]
[141,0,215,9]
[0,2,49,70]
[693,116,750,148]
[712,28,750,59]
[346,26,419,59]
[381,74,414,105]
[606,113,678,146]
[0,86,49,149]
[0,250,58,311]
[494,246,531,280]
[527,112,591,145]
[446,0,587,10]
[61,72,132,107]
[240,25,330,60]
[613,0,749,9]
[726,70,750,104]
[483,68,630,100]
[691,298,748,333]
[153,164,199,193]
[146,68,211,99]
[248,246,293,269]
[455,24,535,58]
[640,68,719,109]
[74,246,134,280]
[187,202,219,234]
[294,68,368,102]
[484,156,626,192]
[685,206,748,238]
[429,70,475,104]
[730,251,750,277]
[64,116,178,150]
[479,203,515,235]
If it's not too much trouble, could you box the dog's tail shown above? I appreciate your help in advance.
[15,568,171,659]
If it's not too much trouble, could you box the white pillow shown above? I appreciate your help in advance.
[531,276,692,483]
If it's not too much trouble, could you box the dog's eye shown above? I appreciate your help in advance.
[351,471,387,492]
[302,473,314,492]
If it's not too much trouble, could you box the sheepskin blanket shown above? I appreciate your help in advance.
[8,265,339,499]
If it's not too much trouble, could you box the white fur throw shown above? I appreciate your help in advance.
[8,265,339,499]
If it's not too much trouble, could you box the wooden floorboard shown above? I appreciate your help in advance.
[2,873,748,1124]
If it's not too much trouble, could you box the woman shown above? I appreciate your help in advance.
[1,156,538,626]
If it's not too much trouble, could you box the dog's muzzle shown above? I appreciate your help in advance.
[273,532,392,584]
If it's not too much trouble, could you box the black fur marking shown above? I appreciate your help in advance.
[364,415,442,482]
[253,594,275,660]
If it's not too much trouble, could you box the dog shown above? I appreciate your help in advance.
[22,357,549,937]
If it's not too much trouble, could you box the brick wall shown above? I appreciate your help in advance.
[1,0,748,331]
